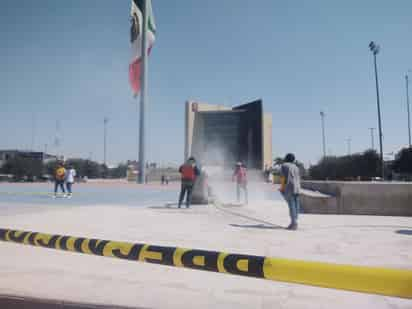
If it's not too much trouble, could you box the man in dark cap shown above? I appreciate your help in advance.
[280,153,301,230]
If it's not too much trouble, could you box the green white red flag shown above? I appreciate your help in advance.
[129,0,156,96]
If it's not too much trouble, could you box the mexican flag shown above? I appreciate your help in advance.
[129,0,156,96]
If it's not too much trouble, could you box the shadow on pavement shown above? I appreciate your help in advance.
[0,295,149,309]
[396,229,412,236]
[310,225,412,230]
[229,223,283,230]
[148,203,207,209]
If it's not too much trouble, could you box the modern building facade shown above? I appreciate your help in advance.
[184,99,272,170]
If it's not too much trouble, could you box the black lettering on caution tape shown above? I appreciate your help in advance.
[143,245,175,266]
[112,243,144,260]
[88,239,110,256]
[223,254,265,278]
[181,249,219,272]
[8,230,30,243]
[0,228,7,240]
[58,236,70,250]
[37,234,60,249]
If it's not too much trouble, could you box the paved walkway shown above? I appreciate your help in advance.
[0,183,411,308]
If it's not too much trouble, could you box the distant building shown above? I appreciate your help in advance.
[126,160,139,182]
[185,99,272,170]
[0,150,58,168]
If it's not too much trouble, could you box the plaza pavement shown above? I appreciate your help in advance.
[0,182,411,308]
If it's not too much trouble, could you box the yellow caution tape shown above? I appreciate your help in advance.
[0,228,411,298]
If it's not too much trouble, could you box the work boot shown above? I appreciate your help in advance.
[287,223,298,230]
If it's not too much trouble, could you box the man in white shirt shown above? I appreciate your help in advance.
[280,153,301,230]
[65,165,77,198]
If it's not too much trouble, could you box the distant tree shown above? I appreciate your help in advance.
[45,160,59,177]
[45,158,105,179]
[82,159,104,178]
[1,156,43,180]
[392,147,412,174]
[108,163,128,178]
[101,164,109,178]
[273,157,283,166]
[295,160,307,179]
[358,149,380,178]
[309,150,380,180]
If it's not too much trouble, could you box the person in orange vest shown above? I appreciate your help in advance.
[233,162,248,205]
[53,162,66,198]
[178,157,200,208]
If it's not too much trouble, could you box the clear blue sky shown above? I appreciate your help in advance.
[1,0,411,166]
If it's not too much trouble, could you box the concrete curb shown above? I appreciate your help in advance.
[0,294,147,309]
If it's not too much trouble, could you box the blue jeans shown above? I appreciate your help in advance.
[178,183,193,208]
[54,181,65,194]
[286,194,300,224]
[236,182,248,204]
[66,182,73,194]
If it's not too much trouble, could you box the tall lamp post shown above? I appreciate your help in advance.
[104,117,108,167]
[368,127,375,150]
[346,138,352,155]
[320,111,326,158]
[369,41,385,179]
[406,71,411,148]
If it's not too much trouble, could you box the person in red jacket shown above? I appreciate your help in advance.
[178,157,200,208]
[233,162,248,205]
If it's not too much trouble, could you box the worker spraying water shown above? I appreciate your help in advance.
[232,162,248,205]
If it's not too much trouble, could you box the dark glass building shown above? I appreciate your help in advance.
[185,99,271,170]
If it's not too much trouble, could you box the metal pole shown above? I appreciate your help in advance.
[31,111,36,151]
[320,111,326,157]
[406,73,411,148]
[369,128,375,150]
[346,138,351,155]
[104,117,108,166]
[138,0,148,184]
[373,53,385,179]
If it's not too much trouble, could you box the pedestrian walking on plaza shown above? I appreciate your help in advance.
[53,162,66,198]
[280,153,301,230]
[233,162,248,205]
[65,164,76,198]
[178,157,200,208]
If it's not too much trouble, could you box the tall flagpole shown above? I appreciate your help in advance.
[138,0,148,184]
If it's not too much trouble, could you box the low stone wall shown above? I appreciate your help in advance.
[299,189,338,214]
[301,181,412,216]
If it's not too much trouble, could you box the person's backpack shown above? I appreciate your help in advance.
[55,167,65,181]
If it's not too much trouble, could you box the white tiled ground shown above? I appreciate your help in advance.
[0,184,411,308]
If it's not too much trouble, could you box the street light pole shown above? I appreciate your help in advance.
[368,127,375,150]
[104,117,108,167]
[406,72,411,148]
[320,111,326,158]
[369,41,385,179]
[346,138,351,155]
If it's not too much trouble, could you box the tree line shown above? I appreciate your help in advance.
[308,147,412,181]
[0,157,128,181]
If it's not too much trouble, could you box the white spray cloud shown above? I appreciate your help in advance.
[199,143,270,206]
